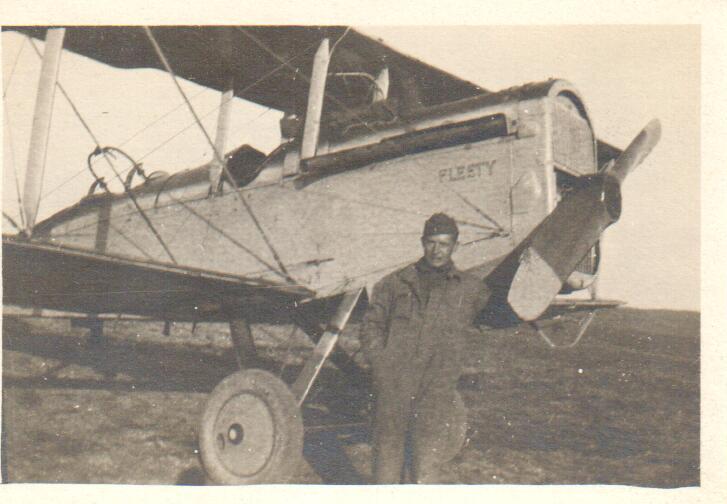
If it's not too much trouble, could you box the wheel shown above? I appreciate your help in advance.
[435,391,468,463]
[199,369,304,484]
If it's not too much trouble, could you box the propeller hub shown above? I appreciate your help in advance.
[602,175,622,223]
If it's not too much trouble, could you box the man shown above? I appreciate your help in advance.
[361,212,491,483]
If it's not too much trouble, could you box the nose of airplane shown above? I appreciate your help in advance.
[506,119,662,321]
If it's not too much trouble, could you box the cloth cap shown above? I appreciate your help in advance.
[423,213,459,239]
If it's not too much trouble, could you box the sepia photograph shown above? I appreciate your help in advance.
[0,16,710,495]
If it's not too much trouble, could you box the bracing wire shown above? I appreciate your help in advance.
[38,35,320,202]
[35,25,503,249]
[237,28,365,119]
[15,27,501,290]
[163,194,289,280]
[101,87,210,154]
[3,37,29,229]
[2,36,26,98]
[25,37,177,263]
[3,106,27,229]
[137,104,271,164]
[236,27,505,237]
[2,211,24,233]
[143,26,293,282]
[42,172,501,241]
[87,146,178,264]
[40,92,224,200]
[329,27,351,56]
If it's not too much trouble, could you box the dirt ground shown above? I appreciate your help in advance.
[1,307,699,486]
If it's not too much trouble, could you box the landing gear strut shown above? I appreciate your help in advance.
[199,289,364,484]
[71,315,103,345]
[229,318,257,369]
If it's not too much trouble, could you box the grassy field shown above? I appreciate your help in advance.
[1,307,699,486]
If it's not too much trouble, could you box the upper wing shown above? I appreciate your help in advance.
[5,26,486,115]
[2,235,312,322]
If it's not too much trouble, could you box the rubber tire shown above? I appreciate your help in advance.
[199,369,303,484]
[435,391,468,463]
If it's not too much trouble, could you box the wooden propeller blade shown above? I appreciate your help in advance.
[508,119,661,321]
[507,177,618,320]
[606,119,662,184]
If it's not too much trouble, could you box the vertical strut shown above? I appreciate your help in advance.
[143,26,293,282]
[372,67,389,103]
[300,38,330,161]
[23,28,65,232]
[229,318,257,369]
[210,79,234,193]
[291,288,363,406]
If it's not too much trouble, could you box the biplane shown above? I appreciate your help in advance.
[1,26,660,484]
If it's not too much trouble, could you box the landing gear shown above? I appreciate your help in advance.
[199,289,364,484]
[71,315,104,345]
[229,318,257,369]
[199,369,304,484]
[530,310,597,349]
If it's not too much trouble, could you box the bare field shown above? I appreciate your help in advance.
[1,308,699,486]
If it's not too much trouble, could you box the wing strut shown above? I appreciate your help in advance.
[24,36,177,264]
[23,28,65,232]
[300,38,330,160]
[143,26,294,283]
[209,79,234,193]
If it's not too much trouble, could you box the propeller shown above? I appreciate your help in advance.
[507,119,661,321]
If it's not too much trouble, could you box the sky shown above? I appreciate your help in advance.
[1,25,700,311]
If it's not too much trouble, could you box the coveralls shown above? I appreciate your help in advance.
[361,258,490,483]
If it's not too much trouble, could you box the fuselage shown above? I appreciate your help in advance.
[31,79,599,304]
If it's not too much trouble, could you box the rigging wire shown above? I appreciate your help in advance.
[2,36,26,99]
[162,194,290,281]
[2,211,23,233]
[138,104,271,164]
[99,87,210,154]
[329,27,351,56]
[42,27,502,248]
[18,28,502,289]
[237,27,365,119]
[40,93,232,200]
[38,36,320,202]
[3,106,27,229]
[25,36,177,263]
[236,27,506,237]
[3,37,29,230]
[26,38,102,154]
[105,219,159,261]
[143,26,293,282]
[448,187,507,235]
[27,37,144,195]
[50,167,503,260]
[237,27,395,138]
[50,190,303,285]
[88,146,178,263]
[106,222,157,261]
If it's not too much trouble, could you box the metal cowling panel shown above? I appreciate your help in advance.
[551,95,596,177]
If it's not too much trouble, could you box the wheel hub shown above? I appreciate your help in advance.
[213,392,275,477]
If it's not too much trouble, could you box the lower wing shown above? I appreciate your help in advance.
[2,235,312,322]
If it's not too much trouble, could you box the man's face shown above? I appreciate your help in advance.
[421,233,457,268]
